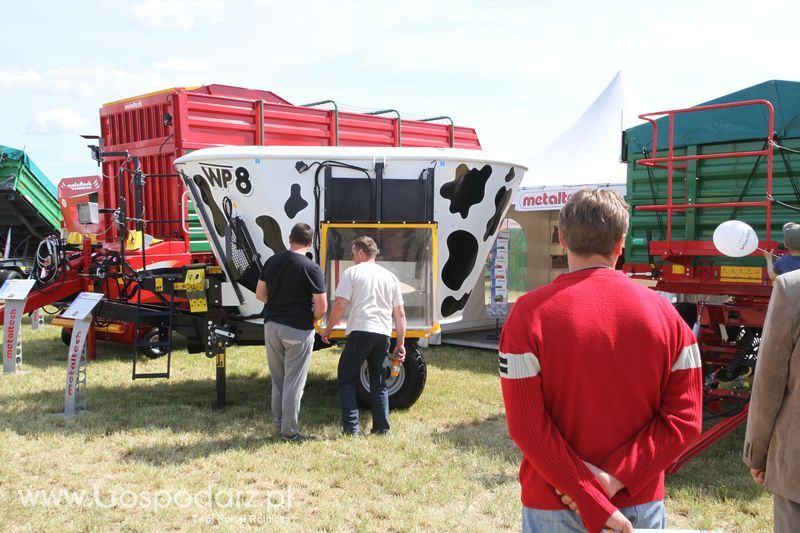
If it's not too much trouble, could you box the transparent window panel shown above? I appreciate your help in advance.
[321,225,436,333]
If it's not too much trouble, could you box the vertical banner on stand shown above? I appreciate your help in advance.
[488,229,510,319]
[1,279,36,374]
[60,292,104,417]
[64,317,91,417]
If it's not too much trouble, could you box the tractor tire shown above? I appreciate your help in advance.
[0,268,22,286]
[61,327,72,346]
[139,328,167,359]
[356,340,427,410]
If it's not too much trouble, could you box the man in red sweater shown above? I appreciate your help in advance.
[500,188,703,533]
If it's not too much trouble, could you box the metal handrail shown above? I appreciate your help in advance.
[257,100,265,146]
[420,116,454,147]
[366,109,402,146]
[636,99,775,248]
[303,100,339,146]
[180,191,210,235]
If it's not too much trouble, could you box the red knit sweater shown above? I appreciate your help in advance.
[499,268,703,533]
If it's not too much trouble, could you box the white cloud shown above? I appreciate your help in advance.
[0,63,200,100]
[25,108,90,135]
[129,0,225,31]
[0,69,44,89]
[152,58,208,71]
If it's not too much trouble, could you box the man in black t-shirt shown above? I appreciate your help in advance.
[256,223,327,442]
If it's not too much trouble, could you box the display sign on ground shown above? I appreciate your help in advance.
[61,292,103,416]
[1,279,36,374]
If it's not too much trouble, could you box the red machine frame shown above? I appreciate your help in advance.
[624,99,778,472]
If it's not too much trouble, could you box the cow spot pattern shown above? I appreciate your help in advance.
[483,186,514,241]
[441,292,471,318]
[193,174,227,237]
[504,167,516,182]
[255,215,287,255]
[441,230,479,291]
[439,164,493,219]
[284,183,308,219]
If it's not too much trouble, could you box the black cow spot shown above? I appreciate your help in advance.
[439,164,492,219]
[441,292,471,318]
[504,167,515,182]
[441,230,478,291]
[284,183,308,219]
[255,215,287,254]
[483,186,514,241]
[193,174,227,237]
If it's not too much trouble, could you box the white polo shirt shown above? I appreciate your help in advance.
[335,262,404,336]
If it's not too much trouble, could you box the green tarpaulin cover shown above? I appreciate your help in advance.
[0,144,57,197]
[624,80,800,157]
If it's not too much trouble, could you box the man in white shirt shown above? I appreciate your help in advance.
[321,236,406,435]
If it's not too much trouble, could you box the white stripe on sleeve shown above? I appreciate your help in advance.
[671,343,702,371]
[499,352,541,379]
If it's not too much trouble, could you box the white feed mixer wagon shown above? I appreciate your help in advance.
[172,145,526,408]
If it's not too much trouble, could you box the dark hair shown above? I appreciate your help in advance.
[289,223,313,246]
[352,236,378,258]
[558,188,629,257]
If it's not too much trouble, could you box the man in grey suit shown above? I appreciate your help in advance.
[744,268,800,532]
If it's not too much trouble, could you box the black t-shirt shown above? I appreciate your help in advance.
[259,250,326,330]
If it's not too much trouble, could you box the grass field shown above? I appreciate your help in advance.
[0,319,772,531]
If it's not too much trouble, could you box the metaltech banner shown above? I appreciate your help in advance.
[515,184,625,211]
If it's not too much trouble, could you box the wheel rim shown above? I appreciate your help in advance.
[359,358,405,396]
[144,331,164,357]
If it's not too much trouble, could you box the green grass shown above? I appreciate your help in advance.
[0,319,772,531]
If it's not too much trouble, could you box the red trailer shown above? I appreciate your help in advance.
[5,84,482,361]
[97,84,480,248]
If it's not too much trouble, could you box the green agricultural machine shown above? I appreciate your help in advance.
[622,80,800,471]
[0,145,62,283]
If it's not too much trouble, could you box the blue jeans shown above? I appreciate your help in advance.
[338,331,391,434]
[523,500,665,532]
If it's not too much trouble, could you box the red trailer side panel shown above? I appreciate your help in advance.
[99,84,481,246]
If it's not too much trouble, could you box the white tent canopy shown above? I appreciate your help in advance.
[520,71,645,189]
[441,72,646,339]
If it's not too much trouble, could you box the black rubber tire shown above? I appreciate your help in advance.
[0,268,22,286]
[139,328,167,359]
[355,340,427,410]
[673,301,697,327]
[61,327,72,346]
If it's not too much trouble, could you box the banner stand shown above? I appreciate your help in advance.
[64,317,91,417]
[60,292,104,418]
[31,308,45,330]
[487,229,510,340]
[1,279,36,374]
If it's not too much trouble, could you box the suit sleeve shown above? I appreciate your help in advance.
[744,276,795,469]
[499,303,617,533]
[599,321,703,497]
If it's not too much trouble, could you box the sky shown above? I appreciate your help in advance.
[2,0,799,187]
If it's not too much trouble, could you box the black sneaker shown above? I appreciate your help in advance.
[281,433,316,443]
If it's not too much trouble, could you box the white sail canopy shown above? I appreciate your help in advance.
[520,71,645,189]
